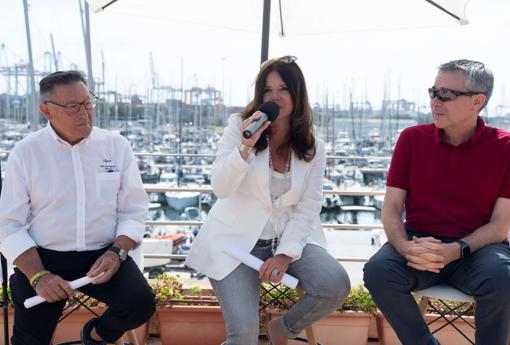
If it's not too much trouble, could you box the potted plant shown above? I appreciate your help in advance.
[151,273,226,345]
[0,285,14,343]
[263,284,374,345]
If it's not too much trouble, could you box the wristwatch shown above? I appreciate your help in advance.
[456,239,471,259]
[107,246,128,262]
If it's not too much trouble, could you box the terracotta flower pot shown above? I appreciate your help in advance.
[267,309,372,345]
[52,307,149,345]
[157,305,226,345]
[375,311,475,345]
[0,308,14,345]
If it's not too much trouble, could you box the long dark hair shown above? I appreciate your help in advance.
[242,57,316,162]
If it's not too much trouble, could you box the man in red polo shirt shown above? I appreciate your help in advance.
[364,59,510,345]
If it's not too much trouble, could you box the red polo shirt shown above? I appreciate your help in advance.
[387,117,510,238]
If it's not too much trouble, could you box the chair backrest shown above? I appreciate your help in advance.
[1,171,10,345]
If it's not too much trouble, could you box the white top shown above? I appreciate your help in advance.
[0,124,148,263]
[259,170,292,240]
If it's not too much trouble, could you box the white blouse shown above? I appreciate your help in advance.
[259,169,292,240]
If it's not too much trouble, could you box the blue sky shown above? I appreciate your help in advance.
[1,0,510,115]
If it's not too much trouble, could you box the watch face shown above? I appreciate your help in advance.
[118,249,128,261]
[458,240,470,258]
[109,246,127,261]
[461,244,470,258]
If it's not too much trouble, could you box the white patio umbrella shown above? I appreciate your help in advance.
[86,0,470,63]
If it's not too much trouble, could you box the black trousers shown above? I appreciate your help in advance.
[9,247,156,345]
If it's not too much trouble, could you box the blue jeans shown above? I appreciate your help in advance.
[363,230,510,345]
[210,243,351,345]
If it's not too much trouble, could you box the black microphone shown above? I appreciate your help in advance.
[242,101,279,139]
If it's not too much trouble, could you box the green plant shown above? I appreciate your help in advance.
[423,298,475,316]
[71,292,107,308]
[339,285,376,313]
[189,285,201,296]
[0,285,12,305]
[259,283,376,313]
[260,282,299,310]
[150,273,183,306]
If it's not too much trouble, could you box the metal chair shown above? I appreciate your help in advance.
[413,284,475,344]
[259,282,321,345]
[1,254,10,345]
[1,173,10,345]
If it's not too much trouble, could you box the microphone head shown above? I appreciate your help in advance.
[258,101,279,121]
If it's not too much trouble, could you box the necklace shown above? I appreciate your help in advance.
[268,140,292,175]
[267,138,291,254]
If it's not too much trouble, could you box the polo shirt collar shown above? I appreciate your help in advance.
[434,116,486,147]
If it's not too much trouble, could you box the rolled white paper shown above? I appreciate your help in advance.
[24,272,105,309]
[223,245,299,289]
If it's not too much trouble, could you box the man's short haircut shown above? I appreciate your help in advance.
[438,59,494,110]
[39,70,87,100]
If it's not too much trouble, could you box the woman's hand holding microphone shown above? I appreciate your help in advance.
[238,111,271,159]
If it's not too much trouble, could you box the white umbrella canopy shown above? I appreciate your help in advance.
[86,0,470,61]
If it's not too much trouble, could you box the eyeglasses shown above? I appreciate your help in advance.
[260,55,297,69]
[428,87,483,102]
[44,91,99,115]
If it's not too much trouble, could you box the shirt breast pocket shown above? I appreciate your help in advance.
[96,172,121,203]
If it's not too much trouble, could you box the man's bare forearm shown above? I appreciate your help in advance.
[464,221,509,253]
[463,197,510,253]
[382,212,409,255]
[13,247,45,280]
[381,188,409,255]
[113,235,137,252]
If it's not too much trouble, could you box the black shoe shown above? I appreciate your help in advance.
[80,318,107,345]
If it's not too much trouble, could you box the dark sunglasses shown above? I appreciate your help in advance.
[428,87,483,102]
[260,55,297,68]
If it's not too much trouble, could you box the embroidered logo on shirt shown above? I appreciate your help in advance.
[99,159,119,173]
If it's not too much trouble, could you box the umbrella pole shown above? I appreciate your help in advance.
[260,0,271,64]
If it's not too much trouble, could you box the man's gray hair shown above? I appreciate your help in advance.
[39,70,87,101]
[438,59,494,110]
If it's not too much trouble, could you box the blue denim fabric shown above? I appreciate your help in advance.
[210,243,350,345]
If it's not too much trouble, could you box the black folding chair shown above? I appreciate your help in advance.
[1,172,10,345]
[259,282,322,345]
[1,253,9,345]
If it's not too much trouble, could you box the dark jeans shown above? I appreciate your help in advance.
[9,247,156,345]
[363,230,510,345]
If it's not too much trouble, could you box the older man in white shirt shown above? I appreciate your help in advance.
[0,71,155,345]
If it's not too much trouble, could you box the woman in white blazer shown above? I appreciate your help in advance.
[185,56,350,345]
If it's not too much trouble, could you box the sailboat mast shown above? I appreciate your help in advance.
[79,0,94,92]
[22,0,38,130]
